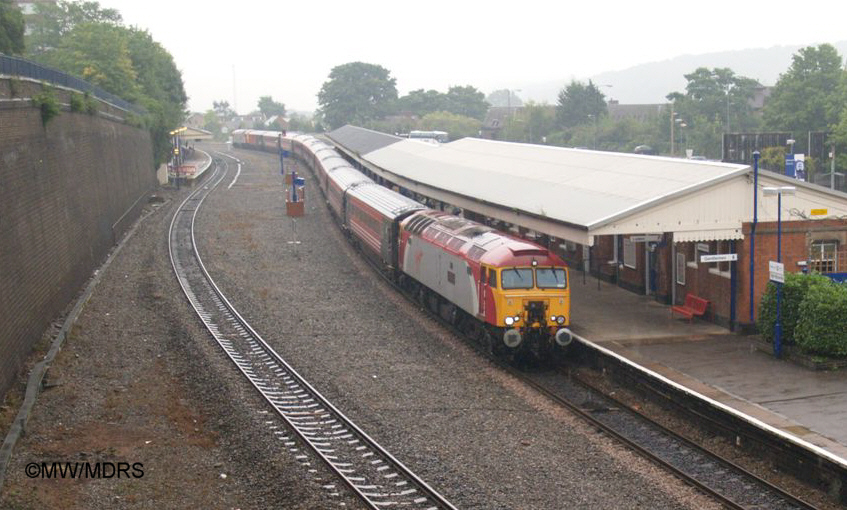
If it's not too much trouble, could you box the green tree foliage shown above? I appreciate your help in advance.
[29,4,185,167]
[213,100,236,120]
[395,85,489,121]
[0,0,25,55]
[288,112,316,133]
[396,89,444,116]
[202,110,222,140]
[556,80,607,129]
[444,85,488,120]
[667,67,760,158]
[39,22,140,100]
[486,89,522,108]
[258,95,286,117]
[499,102,556,144]
[416,111,481,140]
[763,44,844,138]
[32,87,60,126]
[26,0,121,56]
[317,62,397,129]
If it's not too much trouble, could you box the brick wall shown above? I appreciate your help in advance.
[0,85,154,397]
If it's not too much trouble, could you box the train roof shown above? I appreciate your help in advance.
[404,210,563,267]
[326,167,371,189]
[346,183,425,220]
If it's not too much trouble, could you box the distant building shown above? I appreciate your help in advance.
[480,106,523,139]
[11,0,57,36]
[184,112,206,130]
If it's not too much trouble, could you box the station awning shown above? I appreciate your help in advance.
[673,228,744,243]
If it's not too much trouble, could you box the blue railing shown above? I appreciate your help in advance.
[0,54,145,115]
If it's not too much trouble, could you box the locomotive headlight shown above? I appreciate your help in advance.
[505,316,515,326]
[513,315,520,323]
[557,315,566,325]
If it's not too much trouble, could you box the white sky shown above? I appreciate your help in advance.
[98,0,847,115]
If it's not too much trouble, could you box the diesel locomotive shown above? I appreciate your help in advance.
[231,129,573,357]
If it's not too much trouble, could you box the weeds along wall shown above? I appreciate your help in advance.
[0,78,154,397]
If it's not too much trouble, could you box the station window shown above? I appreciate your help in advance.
[707,241,732,279]
[810,241,838,273]
[623,237,636,269]
[676,252,686,285]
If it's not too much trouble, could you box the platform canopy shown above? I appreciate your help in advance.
[328,127,847,246]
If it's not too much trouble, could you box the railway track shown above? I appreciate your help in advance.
[167,158,456,510]
[518,365,818,510]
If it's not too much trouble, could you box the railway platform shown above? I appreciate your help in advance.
[569,274,847,462]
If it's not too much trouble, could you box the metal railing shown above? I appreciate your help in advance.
[0,54,145,115]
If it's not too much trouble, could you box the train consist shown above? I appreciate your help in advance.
[231,129,573,357]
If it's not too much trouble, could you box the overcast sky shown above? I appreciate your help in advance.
[98,0,847,115]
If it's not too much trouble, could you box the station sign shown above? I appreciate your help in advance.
[769,261,785,283]
[700,253,737,263]
[811,208,828,216]
[630,234,662,243]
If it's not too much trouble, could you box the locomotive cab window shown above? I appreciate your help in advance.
[536,268,567,289]
[488,268,497,288]
[502,268,533,289]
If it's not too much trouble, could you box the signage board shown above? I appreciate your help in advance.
[700,253,737,263]
[769,261,785,283]
[696,243,710,252]
[811,208,828,216]
[630,234,662,243]
[785,154,795,177]
[795,154,806,181]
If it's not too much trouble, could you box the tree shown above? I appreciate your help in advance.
[444,85,488,120]
[317,61,397,129]
[26,0,121,56]
[213,100,236,120]
[39,22,140,101]
[486,89,522,108]
[666,67,760,158]
[395,89,445,117]
[0,0,24,55]
[417,111,481,140]
[257,95,286,117]
[763,44,844,138]
[556,80,607,128]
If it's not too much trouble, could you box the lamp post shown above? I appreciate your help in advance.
[763,185,796,358]
[506,89,521,142]
[749,151,760,323]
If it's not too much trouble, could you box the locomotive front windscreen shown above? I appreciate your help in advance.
[501,268,533,289]
[536,268,567,289]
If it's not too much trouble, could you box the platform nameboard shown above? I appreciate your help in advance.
[630,234,662,243]
[769,261,785,283]
[700,253,737,263]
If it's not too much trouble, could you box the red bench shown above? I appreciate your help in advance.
[671,294,709,322]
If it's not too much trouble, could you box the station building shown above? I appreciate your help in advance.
[326,125,847,330]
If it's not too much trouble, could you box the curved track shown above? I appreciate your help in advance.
[168,158,456,510]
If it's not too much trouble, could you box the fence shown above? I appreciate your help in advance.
[0,54,145,115]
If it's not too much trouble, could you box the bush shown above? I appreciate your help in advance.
[31,89,60,126]
[83,92,98,115]
[757,273,830,344]
[795,281,847,357]
[69,92,85,113]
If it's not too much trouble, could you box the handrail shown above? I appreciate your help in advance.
[0,54,145,115]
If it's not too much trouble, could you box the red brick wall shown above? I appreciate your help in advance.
[0,88,154,397]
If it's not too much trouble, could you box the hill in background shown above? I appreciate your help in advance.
[516,41,847,105]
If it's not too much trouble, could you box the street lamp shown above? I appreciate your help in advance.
[506,88,521,141]
[762,185,796,358]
